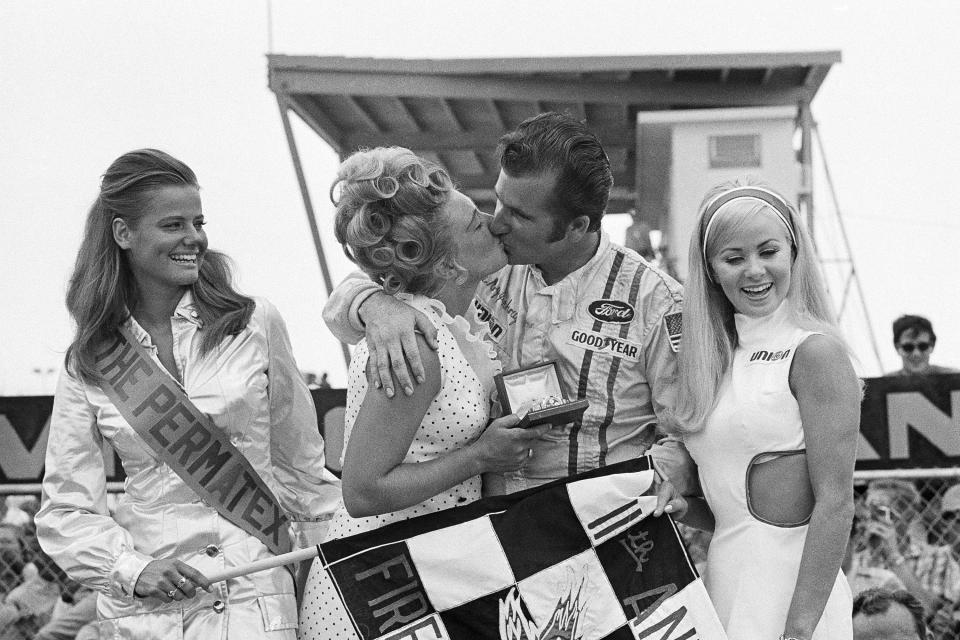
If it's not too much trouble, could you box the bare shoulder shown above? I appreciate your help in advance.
[790,333,859,397]
[794,333,847,366]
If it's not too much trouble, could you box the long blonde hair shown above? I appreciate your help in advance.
[670,178,848,433]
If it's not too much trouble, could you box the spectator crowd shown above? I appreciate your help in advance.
[677,475,960,639]
[0,496,97,640]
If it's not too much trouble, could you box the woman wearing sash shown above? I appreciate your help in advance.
[668,179,861,639]
[298,148,549,638]
[35,149,341,639]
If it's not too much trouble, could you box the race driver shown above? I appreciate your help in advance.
[322,112,694,496]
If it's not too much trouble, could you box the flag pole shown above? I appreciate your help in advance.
[205,546,320,583]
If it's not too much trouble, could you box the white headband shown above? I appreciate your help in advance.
[700,186,798,274]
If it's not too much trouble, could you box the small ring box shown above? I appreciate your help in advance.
[494,360,589,428]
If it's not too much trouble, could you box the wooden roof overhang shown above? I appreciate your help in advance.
[268,51,840,212]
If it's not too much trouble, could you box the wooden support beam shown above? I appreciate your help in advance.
[436,98,464,131]
[275,97,351,367]
[387,96,421,131]
[633,119,644,219]
[343,125,633,152]
[344,96,381,132]
[272,70,805,107]
[430,99,484,172]
[345,129,496,151]
[798,101,815,243]
[269,51,841,76]
[454,170,634,190]
[487,99,506,128]
[802,64,832,97]
[283,95,344,153]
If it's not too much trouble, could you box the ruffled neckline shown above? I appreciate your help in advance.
[396,294,502,400]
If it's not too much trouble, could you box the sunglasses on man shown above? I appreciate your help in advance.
[898,342,932,354]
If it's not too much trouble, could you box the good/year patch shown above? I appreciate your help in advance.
[567,329,641,361]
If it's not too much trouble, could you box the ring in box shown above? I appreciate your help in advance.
[494,361,589,428]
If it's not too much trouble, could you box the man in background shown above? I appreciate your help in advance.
[855,480,960,637]
[853,588,931,640]
[886,315,959,377]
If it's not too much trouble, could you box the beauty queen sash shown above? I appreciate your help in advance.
[96,326,292,556]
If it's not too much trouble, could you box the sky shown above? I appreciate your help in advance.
[2,1,959,394]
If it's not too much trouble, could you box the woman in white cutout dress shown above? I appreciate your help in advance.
[299,148,548,639]
[669,180,861,640]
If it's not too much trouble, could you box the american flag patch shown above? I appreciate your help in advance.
[664,311,682,353]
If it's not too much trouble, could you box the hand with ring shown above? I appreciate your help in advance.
[468,413,550,474]
[134,558,212,602]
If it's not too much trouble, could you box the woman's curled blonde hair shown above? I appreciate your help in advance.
[332,147,464,296]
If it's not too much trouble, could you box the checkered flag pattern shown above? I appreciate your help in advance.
[315,458,727,640]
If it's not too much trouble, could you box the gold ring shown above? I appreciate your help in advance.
[167,588,177,598]
[527,448,534,458]
[176,577,187,588]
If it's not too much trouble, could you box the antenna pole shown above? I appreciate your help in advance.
[812,121,885,373]
[265,0,274,53]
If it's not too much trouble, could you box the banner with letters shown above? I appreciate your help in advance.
[313,457,727,640]
[0,389,346,486]
[856,373,960,470]
[0,395,59,485]
[4,374,960,484]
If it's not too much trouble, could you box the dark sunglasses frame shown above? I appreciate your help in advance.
[898,341,932,354]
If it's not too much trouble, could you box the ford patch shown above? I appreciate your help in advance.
[587,299,635,323]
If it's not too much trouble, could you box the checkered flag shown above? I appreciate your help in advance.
[310,458,726,640]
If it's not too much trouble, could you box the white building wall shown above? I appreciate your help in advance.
[639,107,800,281]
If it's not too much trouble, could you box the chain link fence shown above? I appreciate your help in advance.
[1,522,59,639]
[858,471,960,551]
[0,490,113,640]
[851,470,960,640]
[679,468,960,639]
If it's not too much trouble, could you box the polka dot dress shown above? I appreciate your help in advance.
[299,294,497,639]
